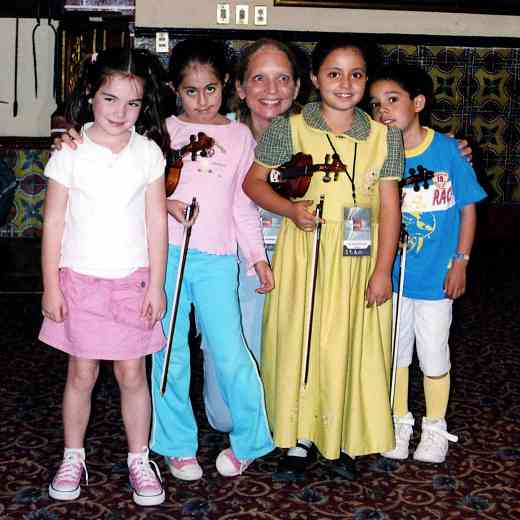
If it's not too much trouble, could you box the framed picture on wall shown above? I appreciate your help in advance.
[63,0,135,15]
[273,0,520,15]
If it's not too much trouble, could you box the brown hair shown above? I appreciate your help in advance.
[232,38,304,125]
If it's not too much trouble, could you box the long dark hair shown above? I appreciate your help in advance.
[311,35,378,76]
[66,48,171,152]
[168,38,234,114]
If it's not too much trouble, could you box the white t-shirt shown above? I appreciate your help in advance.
[44,123,165,278]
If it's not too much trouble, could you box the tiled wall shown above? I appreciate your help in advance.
[2,34,519,238]
[0,147,48,238]
[137,32,520,206]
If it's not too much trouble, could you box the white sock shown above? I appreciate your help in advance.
[287,438,312,458]
[127,446,148,466]
[64,447,85,460]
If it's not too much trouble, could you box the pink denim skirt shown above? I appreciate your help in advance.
[39,268,165,360]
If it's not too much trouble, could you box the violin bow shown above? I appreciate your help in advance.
[390,224,408,410]
[302,195,325,387]
[160,197,197,396]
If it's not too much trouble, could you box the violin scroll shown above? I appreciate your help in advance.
[400,164,434,192]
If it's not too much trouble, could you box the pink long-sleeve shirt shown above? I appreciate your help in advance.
[166,116,266,273]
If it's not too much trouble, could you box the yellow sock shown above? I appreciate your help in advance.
[424,373,450,419]
[393,367,409,417]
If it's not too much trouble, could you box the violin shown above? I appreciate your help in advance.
[165,132,215,197]
[268,152,347,198]
[399,164,434,192]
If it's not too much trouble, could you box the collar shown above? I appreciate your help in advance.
[81,122,136,153]
[302,102,371,141]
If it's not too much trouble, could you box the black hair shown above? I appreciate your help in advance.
[168,38,234,114]
[65,48,171,152]
[231,38,306,123]
[311,35,379,76]
[369,63,434,126]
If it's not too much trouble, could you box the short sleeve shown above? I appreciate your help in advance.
[447,138,487,208]
[255,116,294,167]
[380,126,404,180]
[147,140,166,184]
[44,148,74,188]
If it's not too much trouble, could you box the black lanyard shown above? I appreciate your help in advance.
[326,135,358,206]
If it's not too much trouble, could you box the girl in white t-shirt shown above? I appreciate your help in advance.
[39,48,169,507]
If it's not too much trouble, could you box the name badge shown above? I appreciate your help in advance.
[262,211,282,251]
[343,207,371,257]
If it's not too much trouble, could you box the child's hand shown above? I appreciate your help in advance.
[289,200,324,232]
[254,260,274,294]
[444,261,467,299]
[166,199,199,227]
[366,270,392,307]
[41,287,68,322]
[51,128,82,152]
[141,284,166,327]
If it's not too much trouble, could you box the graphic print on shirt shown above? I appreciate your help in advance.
[184,137,227,178]
[402,169,455,255]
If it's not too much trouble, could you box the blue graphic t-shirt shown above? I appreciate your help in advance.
[392,129,486,300]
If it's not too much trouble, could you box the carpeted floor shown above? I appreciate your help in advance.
[0,238,519,520]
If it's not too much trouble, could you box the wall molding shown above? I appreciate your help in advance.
[135,27,520,49]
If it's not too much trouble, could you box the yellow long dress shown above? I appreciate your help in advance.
[257,104,403,459]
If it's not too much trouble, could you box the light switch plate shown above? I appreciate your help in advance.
[216,3,230,24]
[236,5,249,25]
[254,6,267,25]
[155,32,169,53]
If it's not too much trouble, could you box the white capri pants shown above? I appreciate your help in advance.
[393,294,452,377]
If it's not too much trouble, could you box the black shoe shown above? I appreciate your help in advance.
[331,453,358,480]
[273,442,316,481]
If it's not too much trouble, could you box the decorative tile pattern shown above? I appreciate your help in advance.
[3,38,520,238]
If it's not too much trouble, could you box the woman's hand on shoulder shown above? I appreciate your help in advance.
[166,199,199,227]
[41,287,68,322]
[366,270,392,307]
[254,260,274,294]
[52,128,83,152]
[141,284,166,327]
[289,200,324,232]
[447,132,472,164]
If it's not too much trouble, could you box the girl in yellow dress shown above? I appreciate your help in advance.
[243,36,404,475]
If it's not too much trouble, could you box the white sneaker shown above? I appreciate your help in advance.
[381,412,415,460]
[413,417,458,463]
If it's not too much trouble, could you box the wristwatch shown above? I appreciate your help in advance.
[453,252,470,262]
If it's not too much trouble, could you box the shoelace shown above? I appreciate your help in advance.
[130,457,163,488]
[423,424,458,445]
[55,454,88,486]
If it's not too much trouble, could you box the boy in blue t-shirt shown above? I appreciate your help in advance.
[368,64,486,464]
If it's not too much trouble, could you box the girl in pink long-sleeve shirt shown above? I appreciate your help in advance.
[150,38,274,480]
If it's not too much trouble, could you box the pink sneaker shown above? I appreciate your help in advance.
[128,449,165,506]
[216,448,253,477]
[49,450,88,501]
[166,456,203,481]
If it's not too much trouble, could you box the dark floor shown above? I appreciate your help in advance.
[1,237,519,520]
